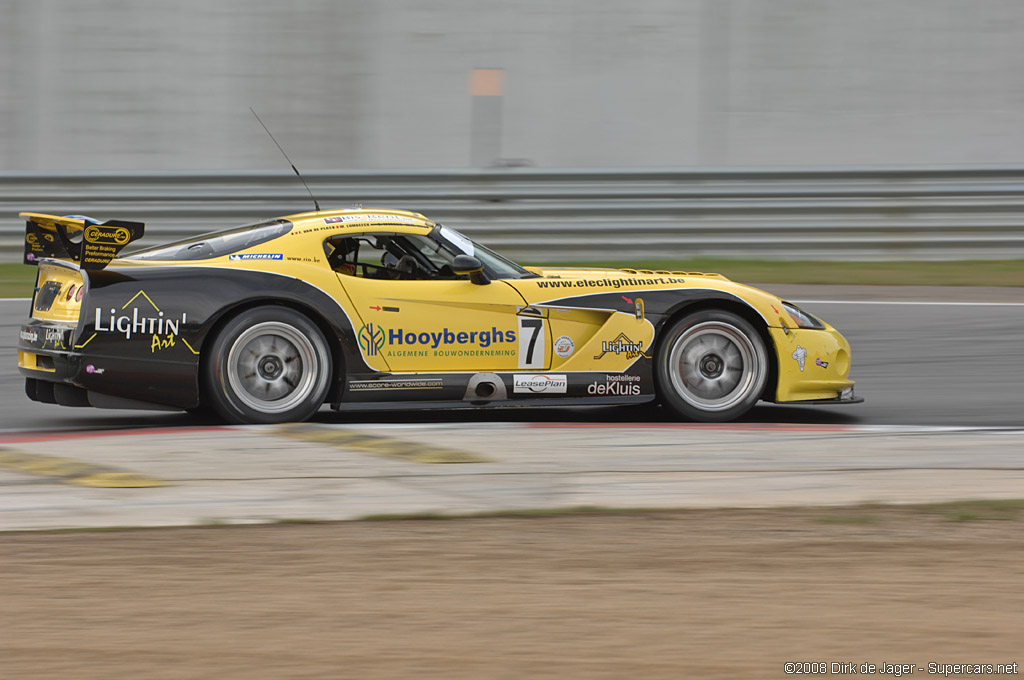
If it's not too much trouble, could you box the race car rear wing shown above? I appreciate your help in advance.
[22,212,145,270]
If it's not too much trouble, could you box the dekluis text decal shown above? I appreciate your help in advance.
[588,374,641,396]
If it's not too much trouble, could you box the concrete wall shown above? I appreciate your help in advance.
[2,0,1023,170]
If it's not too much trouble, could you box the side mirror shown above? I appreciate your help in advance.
[452,254,490,285]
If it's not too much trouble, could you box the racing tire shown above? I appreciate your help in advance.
[204,306,332,424]
[656,309,768,422]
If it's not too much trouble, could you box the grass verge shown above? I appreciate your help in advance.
[5,500,1024,534]
[814,514,880,525]
[912,499,1024,522]
[359,505,639,522]
[533,258,1024,288]
[358,501,1024,522]
[360,500,1024,524]
[0,263,35,298]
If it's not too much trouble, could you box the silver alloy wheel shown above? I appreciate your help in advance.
[226,321,322,414]
[667,321,762,412]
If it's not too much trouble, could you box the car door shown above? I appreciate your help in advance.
[329,233,549,373]
[504,277,656,375]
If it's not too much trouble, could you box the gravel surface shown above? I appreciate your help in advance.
[3,508,1022,679]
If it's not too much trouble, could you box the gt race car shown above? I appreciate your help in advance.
[17,209,860,424]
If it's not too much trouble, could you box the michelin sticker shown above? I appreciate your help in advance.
[229,253,283,260]
[792,345,807,371]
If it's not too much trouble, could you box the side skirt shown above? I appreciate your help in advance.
[337,370,653,407]
[331,395,653,412]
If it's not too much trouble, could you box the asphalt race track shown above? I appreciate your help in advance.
[3,285,1023,431]
[3,285,1024,530]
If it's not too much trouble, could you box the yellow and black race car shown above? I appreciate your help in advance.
[17,209,860,424]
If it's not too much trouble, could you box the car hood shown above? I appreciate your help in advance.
[522,265,731,282]
[513,265,809,331]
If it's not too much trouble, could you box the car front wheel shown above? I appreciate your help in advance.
[657,310,768,422]
[204,307,332,424]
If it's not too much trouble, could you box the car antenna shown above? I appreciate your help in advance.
[250,107,321,212]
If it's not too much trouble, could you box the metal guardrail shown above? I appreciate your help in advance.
[3,166,1024,262]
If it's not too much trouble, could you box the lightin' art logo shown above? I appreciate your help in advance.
[593,333,650,360]
[89,290,197,355]
[358,323,386,356]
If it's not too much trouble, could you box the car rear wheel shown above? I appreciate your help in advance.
[657,309,768,422]
[204,307,331,424]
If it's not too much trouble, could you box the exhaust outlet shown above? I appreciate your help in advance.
[464,373,507,403]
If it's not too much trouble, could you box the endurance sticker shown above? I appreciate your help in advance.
[553,335,575,358]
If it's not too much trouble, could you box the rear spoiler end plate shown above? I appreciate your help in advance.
[22,212,144,270]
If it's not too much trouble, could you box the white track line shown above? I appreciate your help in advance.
[792,299,1024,306]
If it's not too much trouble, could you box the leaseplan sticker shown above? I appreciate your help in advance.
[229,253,283,260]
[513,374,568,394]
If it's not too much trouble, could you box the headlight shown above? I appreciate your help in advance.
[782,301,826,329]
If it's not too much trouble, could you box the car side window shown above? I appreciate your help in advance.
[325,235,386,278]
[325,233,463,281]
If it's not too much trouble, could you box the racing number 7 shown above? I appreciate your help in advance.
[518,317,546,369]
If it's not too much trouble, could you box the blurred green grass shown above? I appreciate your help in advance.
[1,263,35,298]
[913,499,1024,522]
[536,258,1024,287]
[3,259,1024,298]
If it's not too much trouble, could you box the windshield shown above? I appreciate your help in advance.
[433,225,537,279]
[126,219,292,261]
